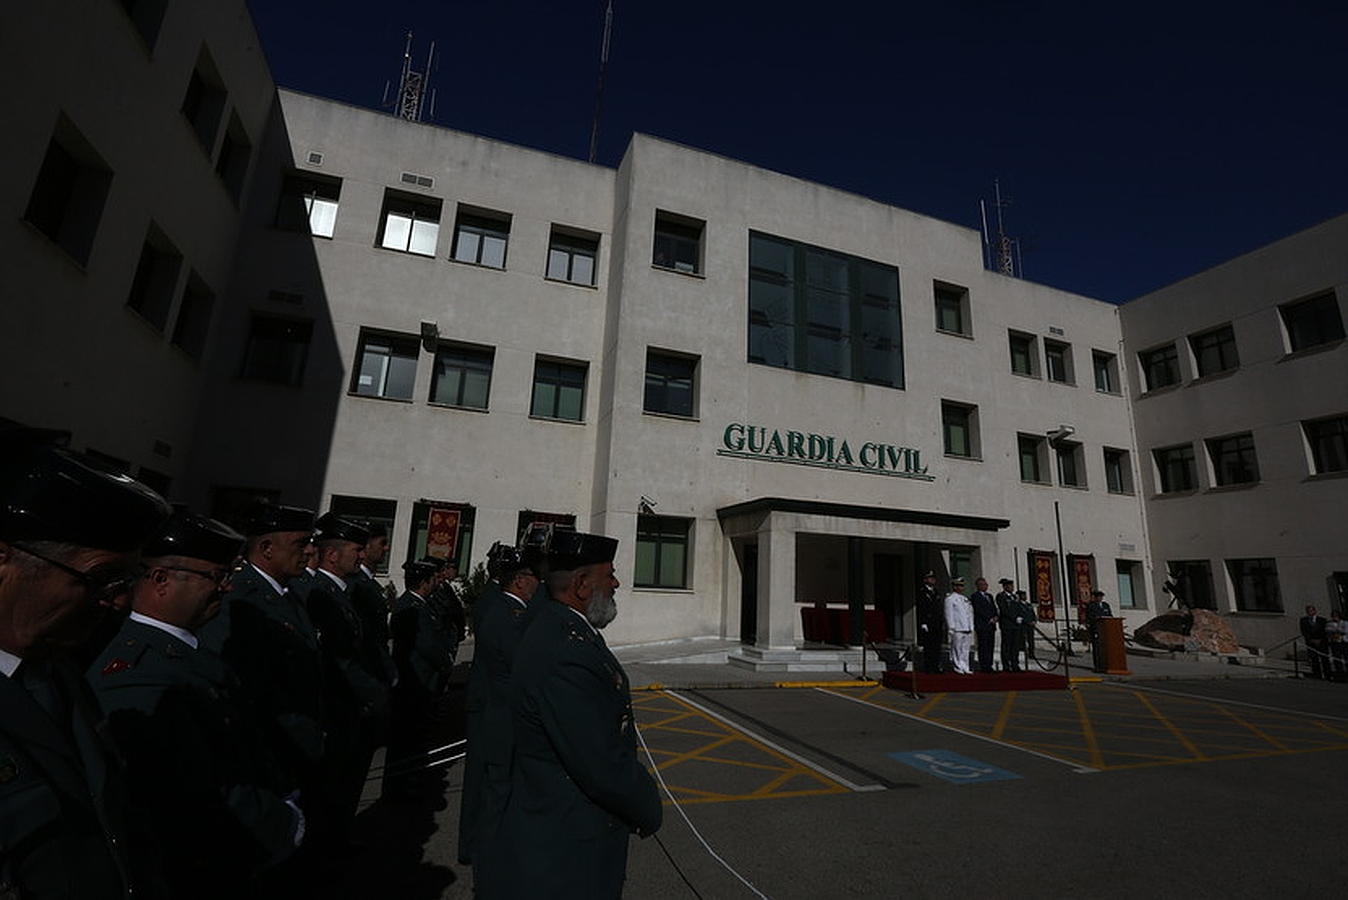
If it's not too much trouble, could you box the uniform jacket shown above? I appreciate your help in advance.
[994,591,1023,631]
[1301,615,1328,644]
[88,618,299,892]
[917,584,944,632]
[481,600,661,899]
[390,590,457,699]
[294,570,389,738]
[350,568,398,687]
[970,591,999,632]
[944,592,974,632]
[1085,599,1114,624]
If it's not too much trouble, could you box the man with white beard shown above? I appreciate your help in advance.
[477,531,661,899]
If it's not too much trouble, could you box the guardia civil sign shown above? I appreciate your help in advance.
[717,422,932,481]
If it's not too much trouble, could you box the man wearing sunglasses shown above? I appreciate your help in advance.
[88,509,304,897]
[0,428,170,899]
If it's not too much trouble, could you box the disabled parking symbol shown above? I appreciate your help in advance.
[888,749,1020,784]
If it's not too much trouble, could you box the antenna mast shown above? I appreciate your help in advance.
[991,178,1019,277]
[393,32,436,123]
[588,0,615,163]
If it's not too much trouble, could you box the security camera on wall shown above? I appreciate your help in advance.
[638,495,657,515]
[1046,424,1076,444]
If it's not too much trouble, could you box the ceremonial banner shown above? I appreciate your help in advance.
[1030,550,1056,621]
[427,507,460,560]
[1069,555,1095,623]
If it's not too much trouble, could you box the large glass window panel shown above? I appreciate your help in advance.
[352,332,419,400]
[409,219,439,256]
[531,359,586,421]
[1228,558,1282,612]
[1009,333,1035,376]
[1190,324,1239,376]
[1154,444,1197,492]
[1306,416,1348,473]
[381,212,412,251]
[1282,292,1345,352]
[644,352,696,417]
[1141,344,1181,390]
[1208,433,1259,485]
[635,515,690,589]
[653,215,702,274]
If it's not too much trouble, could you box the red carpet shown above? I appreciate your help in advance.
[882,669,1069,692]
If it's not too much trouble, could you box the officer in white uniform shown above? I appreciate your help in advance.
[943,577,975,675]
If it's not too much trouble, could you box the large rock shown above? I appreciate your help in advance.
[1186,609,1242,653]
[1134,609,1241,654]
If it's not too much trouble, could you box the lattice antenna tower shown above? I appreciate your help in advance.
[384,32,437,123]
[588,1,616,163]
[979,178,1019,277]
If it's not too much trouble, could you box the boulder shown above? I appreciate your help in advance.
[1186,608,1242,654]
[1133,608,1241,654]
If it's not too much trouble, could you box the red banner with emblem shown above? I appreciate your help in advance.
[1031,551,1055,621]
[426,507,460,561]
[1070,555,1095,623]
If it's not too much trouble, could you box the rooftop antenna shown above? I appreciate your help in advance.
[983,178,1018,277]
[391,31,436,123]
[588,0,615,163]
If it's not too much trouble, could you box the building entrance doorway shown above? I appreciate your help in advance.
[739,543,758,645]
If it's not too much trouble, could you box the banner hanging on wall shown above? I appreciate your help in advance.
[1030,550,1056,621]
[426,507,460,560]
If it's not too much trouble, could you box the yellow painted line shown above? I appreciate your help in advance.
[774,680,879,688]
[750,770,799,796]
[861,684,887,701]
[652,734,738,771]
[917,693,946,717]
[1072,688,1106,769]
[1131,691,1208,760]
[640,723,737,740]
[992,692,1017,741]
[1069,676,1105,683]
[1097,743,1348,772]
[1314,720,1348,740]
[641,711,709,730]
[685,754,798,774]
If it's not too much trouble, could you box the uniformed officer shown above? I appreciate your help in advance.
[458,543,541,870]
[994,578,1024,672]
[88,510,304,896]
[0,428,171,899]
[350,522,397,688]
[916,570,945,673]
[480,531,661,899]
[1085,589,1113,670]
[1016,590,1038,660]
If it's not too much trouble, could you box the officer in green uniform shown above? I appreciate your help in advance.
[88,510,304,897]
[479,532,661,899]
[458,543,541,868]
[387,558,456,799]
[350,522,397,688]
[995,578,1023,671]
[0,427,171,899]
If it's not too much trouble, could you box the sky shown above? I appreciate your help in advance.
[247,0,1348,304]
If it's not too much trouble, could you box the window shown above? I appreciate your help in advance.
[214,112,251,204]
[118,0,168,50]
[407,501,474,573]
[1008,331,1038,377]
[934,282,971,336]
[1093,351,1119,394]
[747,231,903,387]
[516,511,576,544]
[1018,435,1048,484]
[1154,443,1197,493]
[378,189,441,256]
[643,350,697,418]
[171,273,213,359]
[451,208,510,268]
[1206,433,1259,486]
[24,115,112,266]
[181,49,227,154]
[351,330,419,401]
[240,315,312,386]
[530,358,587,422]
[125,223,183,331]
[1116,560,1143,609]
[653,211,703,274]
[1167,560,1217,611]
[276,173,341,238]
[329,495,396,574]
[634,515,691,589]
[1281,291,1345,352]
[1139,343,1181,391]
[948,548,975,583]
[941,401,979,458]
[1227,558,1282,612]
[1044,340,1074,385]
[546,227,599,285]
[1189,324,1239,377]
[1055,441,1086,487]
[1305,415,1348,474]
[1103,448,1133,494]
[430,343,494,410]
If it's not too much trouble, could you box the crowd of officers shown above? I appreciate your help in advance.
[916,572,1039,674]
[1,425,660,899]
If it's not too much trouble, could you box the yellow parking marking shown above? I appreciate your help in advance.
[1130,692,1206,760]
[991,692,1017,740]
[1072,689,1106,769]
[917,693,946,716]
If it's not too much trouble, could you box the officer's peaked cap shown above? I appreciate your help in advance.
[403,558,441,582]
[419,555,448,572]
[145,509,244,566]
[315,512,370,545]
[999,577,1014,585]
[547,531,618,571]
[241,502,314,537]
[362,519,388,540]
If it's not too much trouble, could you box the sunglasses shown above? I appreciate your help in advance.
[11,543,138,604]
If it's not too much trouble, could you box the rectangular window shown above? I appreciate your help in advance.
[24,114,112,266]
[1009,331,1038,377]
[1093,351,1119,394]
[214,112,251,205]
[329,495,396,574]
[1056,441,1086,487]
[1116,560,1144,609]
[1167,560,1217,611]
[240,315,312,386]
[653,211,703,274]
[941,401,978,458]
[1139,343,1181,391]
[180,49,226,154]
[1189,324,1239,377]
[530,358,587,422]
[546,227,599,285]
[125,223,183,331]
[643,349,697,418]
[451,208,510,269]
[1044,340,1074,384]
[351,330,419,401]
[1228,558,1282,612]
[1281,291,1345,352]
[947,548,975,583]
[934,282,970,336]
[1154,443,1198,493]
[275,172,341,238]
[407,501,474,573]
[1207,433,1260,486]
[634,515,691,589]
[747,231,903,388]
[1018,434,1047,483]
[1103,448,1133,494]
[516,511,576,544]
[378,189,441,256]
[431,342,494,410]
[1305,415,1348,474]
[171,273,213,359]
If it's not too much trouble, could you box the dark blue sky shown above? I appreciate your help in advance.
[248,0,1347,303]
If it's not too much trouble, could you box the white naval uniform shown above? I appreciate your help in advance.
[944,591,975,674]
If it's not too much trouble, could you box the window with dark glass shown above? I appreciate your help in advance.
[275,173,341,238]
[1228,558,1281,612]
[634,515,691,589]
[351,330,419,401]
[1116,560,1143,609]
[531,358,586,421]
[1056,441,1085,487]
[1154,443,1197,493]
[1009,331,1037,377]
[1140,343,1181,391]
[378,189,441,256]
[452,208,510,268]
[1093,350,1119,394]
[948,548,975,583]
[24,115,112,266]
[934,282,970,336]
[1305,415,1348,474]
[1045,340,1073,384]
[653,212,703,274]
[1018,435,1046,483]
[942,401,978,458]
[1281,291,1345,352]
[1207,433,1259,486]
[180,49,226,154]
[515,511,576,544]
[329,495,396,573]
[748,231,903,388]
[430,343,494,410]
[1167,560,1217,610]
[126,223,183,331]
[1103,448,1132,494]
[643,350,697,418]
[214,112,251,204]
[546,227,598,285]
[171,273,213,359]
[1189,324,1239,377]
[119,0,168,51]
[240,315,312,386]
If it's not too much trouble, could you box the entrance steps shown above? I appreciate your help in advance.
[727,645,884,673]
